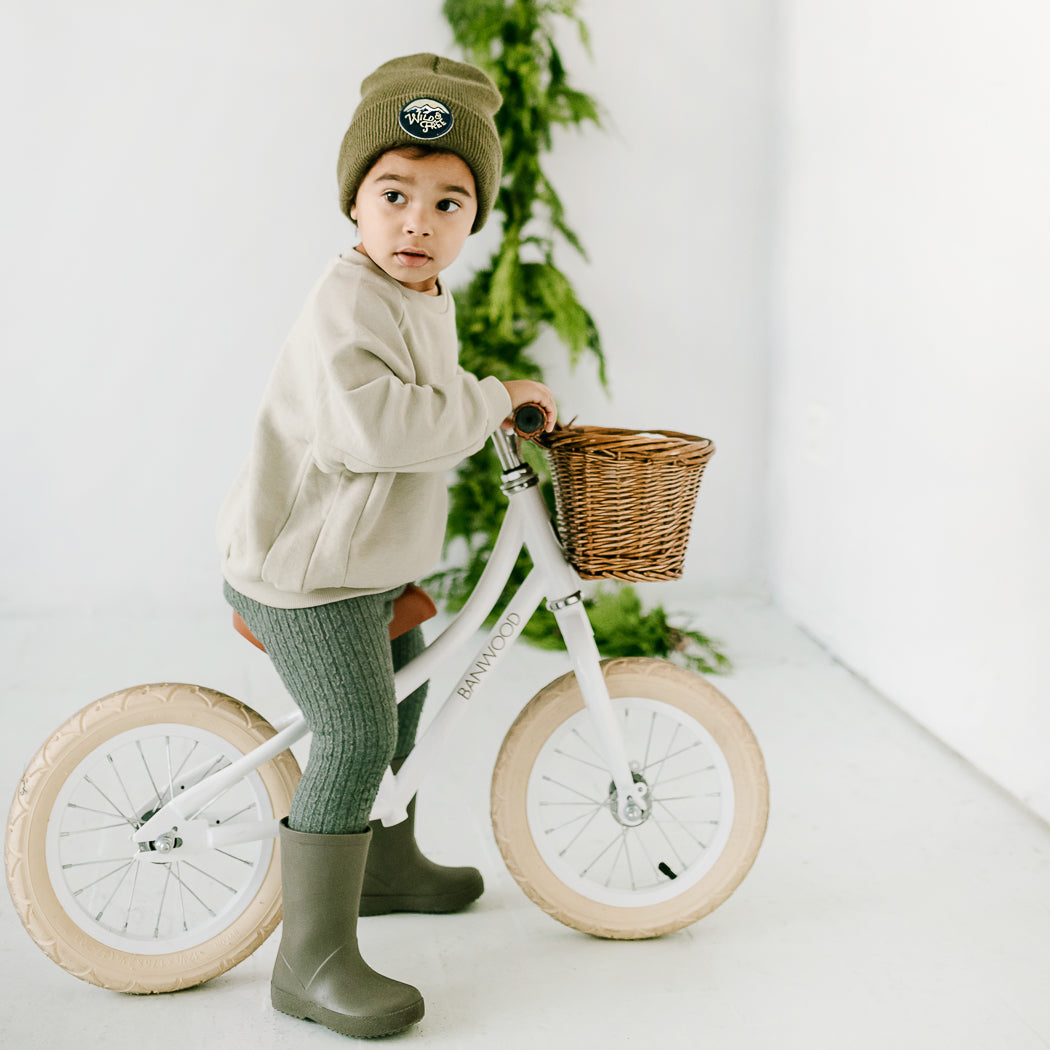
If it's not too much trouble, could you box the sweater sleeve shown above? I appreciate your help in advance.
[310,280,512,475]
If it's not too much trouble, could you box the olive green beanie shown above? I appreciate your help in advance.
[337,53,502,233]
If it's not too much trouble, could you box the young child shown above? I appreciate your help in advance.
[217,54,556,1039]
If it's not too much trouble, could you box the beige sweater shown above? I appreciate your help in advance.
[218,251,511,609]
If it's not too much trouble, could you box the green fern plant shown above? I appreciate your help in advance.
[432,0,730,675]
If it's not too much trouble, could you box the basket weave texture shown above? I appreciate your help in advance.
[538,425,715,582]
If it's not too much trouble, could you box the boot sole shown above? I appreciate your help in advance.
[272,986,424,1039]
[360,877,484,916]
[359,889,480,916]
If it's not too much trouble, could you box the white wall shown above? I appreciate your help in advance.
[0,1,774,615]
[536,2,775,595]
[769,1,1050,818]
[5,1,1047,817]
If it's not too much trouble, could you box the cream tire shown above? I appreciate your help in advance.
[491,658,768,939]
[5,683,300,993]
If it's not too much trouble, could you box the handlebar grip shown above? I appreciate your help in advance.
[512,403,548,440]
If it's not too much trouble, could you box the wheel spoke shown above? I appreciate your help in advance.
[579,828,625,878]
[154,864,174,937]
[189,779,237,821]
[61,821,129,837]
[169,741,200,791]
[183,758,230,815]
[215,848,255,866]
[175,861,189,933]
[63,856,139,869]
[552,748,607,772]
[623,831,637,891]
[165,737,175,811]
[73,860,134,896]
[657,765,714,786]
[541,775,603,805]
[644,731,705,786]
[168,865,217,918]
[137,740,164,813]
[649,804,690,870]
[651,818,718,825]
[108,754,139,824]
[632,827,665,884]
[83,776,136,827]
[186,768,251,826]
[653,723,682,787]
[94,857,135,922]
[556,804,605,857]
[216,802,255,824]
[542,807,604,835]
[654,798,708,850]
[66,802,134,821]
[604,832,628,888]
[182,861,238,895]
[121,861,141,934]
[570,727,607,766]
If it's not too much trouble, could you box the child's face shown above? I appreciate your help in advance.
[350,148,478,294]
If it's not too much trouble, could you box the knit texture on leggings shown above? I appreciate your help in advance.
[224,583,427,834]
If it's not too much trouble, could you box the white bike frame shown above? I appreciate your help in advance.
[133,429,649,861]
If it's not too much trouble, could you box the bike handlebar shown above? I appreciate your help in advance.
[512,403,549,441]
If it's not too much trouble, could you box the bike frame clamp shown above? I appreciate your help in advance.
[546,591,582,613]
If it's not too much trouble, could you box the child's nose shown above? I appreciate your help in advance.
[404,205,431,236]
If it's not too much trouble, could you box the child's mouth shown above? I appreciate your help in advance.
[395,250,430,268]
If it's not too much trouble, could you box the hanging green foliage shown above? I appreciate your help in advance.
[433,0,730,675]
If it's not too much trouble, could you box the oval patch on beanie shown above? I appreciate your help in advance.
[398,98,454,140]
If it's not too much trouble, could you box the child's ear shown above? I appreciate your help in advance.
[349,201,357,223]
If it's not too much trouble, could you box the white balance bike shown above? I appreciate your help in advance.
[5,406,769,993]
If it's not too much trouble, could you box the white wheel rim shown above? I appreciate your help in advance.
[525,696,735,908]
[46,724,275,954]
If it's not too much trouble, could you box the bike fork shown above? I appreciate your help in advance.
[550,598,651,826]
[508,466,652,827]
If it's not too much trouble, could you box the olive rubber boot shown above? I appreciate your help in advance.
[361,795,484,916]
[271,820,424,1039]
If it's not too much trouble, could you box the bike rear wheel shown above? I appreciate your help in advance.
[491,657,768,939]
[5,683,300,992]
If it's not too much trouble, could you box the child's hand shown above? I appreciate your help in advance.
[501,380,558,433]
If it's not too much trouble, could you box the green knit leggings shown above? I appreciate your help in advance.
[224,582,427,835]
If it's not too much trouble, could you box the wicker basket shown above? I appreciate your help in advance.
[537,425,715,582]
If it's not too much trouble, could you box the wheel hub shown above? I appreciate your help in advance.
[607,769,651,827]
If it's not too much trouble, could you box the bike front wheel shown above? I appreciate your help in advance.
[491,658,768,939]
[5,683,301,992]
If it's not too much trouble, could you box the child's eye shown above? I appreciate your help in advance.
[383,191,406,204]
[437,199,461,213]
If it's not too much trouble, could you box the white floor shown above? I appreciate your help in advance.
[2,596,1048,1050]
